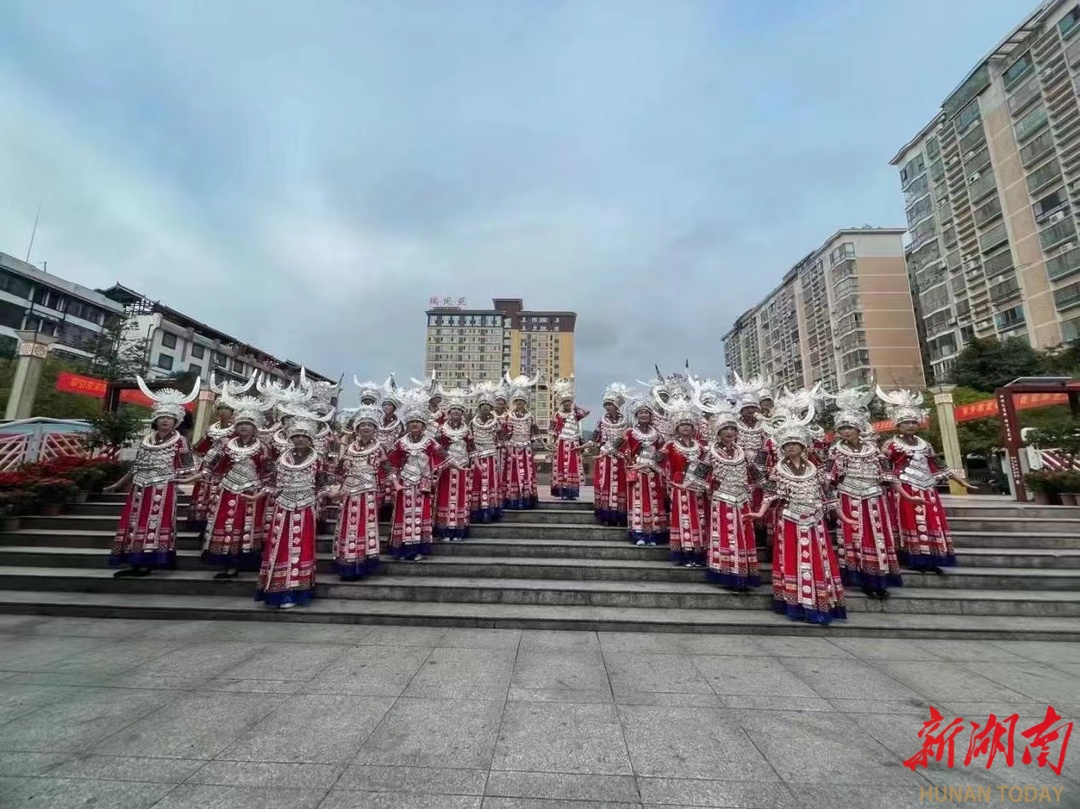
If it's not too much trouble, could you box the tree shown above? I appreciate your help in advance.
[949,337,1047,393]
[922,386,1003,457]
[1043,339,1080,376]
[80,314,151,383]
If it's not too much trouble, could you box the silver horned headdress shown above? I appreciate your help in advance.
[136,375,201,425]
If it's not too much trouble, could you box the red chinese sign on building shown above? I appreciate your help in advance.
[54,372,108,399]
[904,705,1073,776]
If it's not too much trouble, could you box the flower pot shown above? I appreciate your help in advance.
[0,516,20,532]
[39,503,63,517]
[74,490,90,504]
[1060,492,1079,506]
[1032,491,1051,505]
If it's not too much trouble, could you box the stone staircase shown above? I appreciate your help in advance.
[0,494,1079,639]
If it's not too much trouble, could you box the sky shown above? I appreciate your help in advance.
[0,0,1041,412]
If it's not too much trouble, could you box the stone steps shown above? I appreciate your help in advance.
[6,545,1080,592]
[2,567,1080,617]
[1,546,1078,591]
[3,589,1079,640]
[3,493,1080,637]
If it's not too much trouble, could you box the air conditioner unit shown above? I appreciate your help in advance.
[969,172,981,183]
[1051,210,1066,223]
[965,151,976,160]
[1059,241,1076,252]
[948,156,959,165]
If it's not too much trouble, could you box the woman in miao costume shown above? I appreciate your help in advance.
[105,377,200,577]
[826,387,904,599]
[621,397,668,546]
[469,382,504,524]
[659,392,709,567]
[700,406,762,592]
[590,383,630,526]
[751,406,850,625]
[549,376,590,501]
[257,407,333,609]
[374,375,405,521]
[388,389,446,560]
[729,373,772,561]
[332,404,394,580]
[299,369,341,532]
[434,388,474,540]
[503,373,541,510]
[199,392,275,580]
[188,372,253,530]
[877,387,977,574]
[492,384,511,510]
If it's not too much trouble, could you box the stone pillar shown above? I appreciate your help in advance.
[192,388,216,443]
[4,331,57,421]
[930,383,966,496]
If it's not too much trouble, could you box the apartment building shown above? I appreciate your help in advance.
[722,228,925,392]
[891,0,1080,383]
[99,284,336,394]
[424,297,576,428]
[0,251,124,362]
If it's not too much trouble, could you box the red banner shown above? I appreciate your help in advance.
[54,372,108,398]
[118,389,195,413]
[868,392,1071,432]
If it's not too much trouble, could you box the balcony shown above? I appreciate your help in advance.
[1020,130,1055,166]
[979,221,1009,253]
[968,171,997,203]
[988,276,1021,304]
[1007,78,1041,116]
[1052,280,1080,311]
[1046,244,1080,281]
[1039,217,1078,251]
[1027,158,1061,194]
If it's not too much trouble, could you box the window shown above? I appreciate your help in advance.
[1034,190,1067,220]
[1028,159,1061,193]
[1020,130,1055,166]
[1015,104,1049,143]
[0,300,25,329]
[906,196,933,228]
[190,344,205,359]
[160,332,177,349]
[984,248,1014,279]
[0,270,33,299]
[155,353,174,371]
[1060,4,1080,38]
[995,305,1026,330]
[1040,217,1077,251]
[989,276,1021,304]
[973,195,1002,227]
[1047,245,1080,281]
[956,100,981,132]
[1053,280,1080,311]
[65,301,107,325]
[212,352,227,368]
[31,287,65,311]
[920,283,950,313]
[1004,52,1033,88]
[979,221,1008,253]
[1063,314,1080,341]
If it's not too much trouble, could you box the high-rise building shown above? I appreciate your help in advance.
[891,0,1080,383]
[722,228,925,392]
[424,297,576,428]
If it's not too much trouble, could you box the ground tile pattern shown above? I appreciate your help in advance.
[0,617,1077,807]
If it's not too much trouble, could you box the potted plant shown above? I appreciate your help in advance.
[65,465,106,503]
[0,491,27,532]
[29,477,79,516]
[1024,470,1061,505]
[1058,470,1080,506]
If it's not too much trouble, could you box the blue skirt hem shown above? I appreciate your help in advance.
[108,550,176,569]
[255,588,314,608]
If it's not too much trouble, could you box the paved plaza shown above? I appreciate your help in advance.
[0,616,1077,808]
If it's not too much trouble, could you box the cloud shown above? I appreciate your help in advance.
[0,0,1038,414]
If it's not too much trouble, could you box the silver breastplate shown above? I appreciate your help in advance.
[341,443,380,494]
[708,446,750,505]
[507,414,533,448]
[274,453,319,510]
[834,442,885,498]
[220,439,264,493]
[471,418,498,457]
[132,435,183,487]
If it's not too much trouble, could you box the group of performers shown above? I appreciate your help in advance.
[105,364,974,622]
[106,370,557,609]
[584,369,975,625]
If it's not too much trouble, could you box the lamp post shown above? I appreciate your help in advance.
[4,330,57,421]
[929,383,966,496]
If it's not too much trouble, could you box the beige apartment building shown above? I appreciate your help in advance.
[424,297,576,428]
[723,228,925,393]
[891,0,1080,383]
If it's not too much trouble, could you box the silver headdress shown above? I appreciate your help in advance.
[350,403,382,428]
[601,382,631,408]
[876,386,928,426]
[728,372,767,411]
[551,376,576,403]
[764,402,817,448]
[709,408,740,433]
[664,396,700,429]
[441,384,472,414]
[399,387,433,425]
[834,386,875,432]
[219,391,274,429]
[281,404,335,441]
[257,373,312,412]
[209,371,256,407]
[136,375,201,425]
[299,367,340,411]
[636,365,671,411]
[410,370,445,401]
[687,375,730,413]
[471,380,500,407]
[380,374,402,410]
[504,371,540,404]
[354,375,383,406]
[626,395,655,418]
[771,383,824,421]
